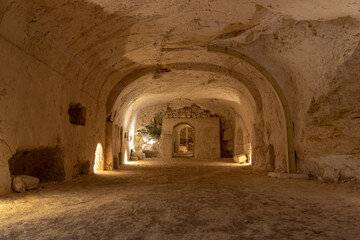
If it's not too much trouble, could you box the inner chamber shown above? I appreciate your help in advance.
[173,124,195,157]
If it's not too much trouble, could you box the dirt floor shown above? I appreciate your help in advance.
[0,158,360,240]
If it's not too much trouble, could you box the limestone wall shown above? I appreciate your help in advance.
[1,0,360,195]
[0,37,103,195]
[214,9,360,178]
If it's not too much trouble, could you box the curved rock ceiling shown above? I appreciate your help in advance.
[1,0,359,86]
[113,69,257,128]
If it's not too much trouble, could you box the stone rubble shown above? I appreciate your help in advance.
[11,175,39,193]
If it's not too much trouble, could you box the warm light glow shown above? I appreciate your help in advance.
[237,143,252,166]
[238,162,252,166]
[124,149,136,165]
[128,119,136,152]
[249,144,252,164]
[124,149,128,163]
[94,143,104,171]
[147,139,157,145]
[129,135,135,150]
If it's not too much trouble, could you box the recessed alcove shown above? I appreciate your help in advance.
[68,103,86,126]
[8,146,65,182]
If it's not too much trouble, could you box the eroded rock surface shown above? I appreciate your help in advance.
[11,175,39,193]
[0,0,360,194]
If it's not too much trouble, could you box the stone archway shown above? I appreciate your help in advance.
[104,51,292,171]
[161,117,221,160]
[207,45,296,172]
[173,123,195,157]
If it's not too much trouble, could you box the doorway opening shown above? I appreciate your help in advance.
[94,143,104,171]
[173,124,195,157]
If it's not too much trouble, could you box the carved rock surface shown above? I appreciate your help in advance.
[1,1,360,195]
[12,175,39,193]
[234,154,248,164]
[12,176,25,193]
[132,150,145,160]
[323,167,340,182]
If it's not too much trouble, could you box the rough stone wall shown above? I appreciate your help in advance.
[0,37,65,194]
[112,124,123,167]
[214,9,360,177]
[261,88,288,172]
[220,119,234,158]
[0,37,103,195]
[300,46,360,178]
[135,105,168,132]
[1,1,359,195]
[8,146,65,182]
[164,104,216,119]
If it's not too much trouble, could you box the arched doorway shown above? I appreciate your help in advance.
[94,143,104,171]
[207,45,296,172]
[173,124,195,157]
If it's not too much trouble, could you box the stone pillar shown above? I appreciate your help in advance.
[105,121,113,170]
[235,127,245,155]
[0,148,11,194]
[162,133,173,159]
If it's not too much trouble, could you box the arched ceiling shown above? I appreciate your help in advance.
[0,0,359,97]
[105,54,265,113]
[1,0,358,137]
[112,69,258,130]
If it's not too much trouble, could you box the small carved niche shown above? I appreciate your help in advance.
[68,103,86,126]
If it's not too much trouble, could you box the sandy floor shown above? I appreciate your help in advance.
[0,158,360,240]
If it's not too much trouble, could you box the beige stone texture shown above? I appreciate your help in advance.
[0,0,360,194]
[268,172,309,180]
[11,176,25,193]
[12,175,39,190]
[132,150,145,160]
[234,154,248,164]
[162,118,221,159]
